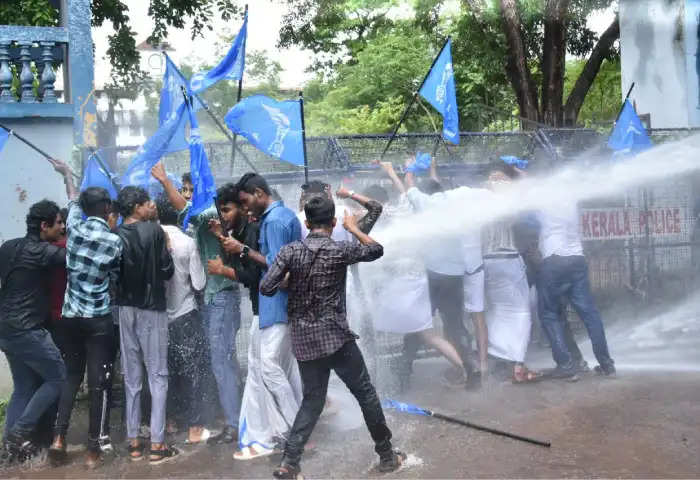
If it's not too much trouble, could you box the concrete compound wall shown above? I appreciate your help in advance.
[0,118,74,397]
[620,0,700,128]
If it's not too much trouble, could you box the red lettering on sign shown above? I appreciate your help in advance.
[582,212,591,238]
[600,211,608,237]
[592,212,599,237]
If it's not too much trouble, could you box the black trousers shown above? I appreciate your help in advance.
[166,310,206,428]
[52,315,115,453]
[403,271,473,372]
[283,341,393,467]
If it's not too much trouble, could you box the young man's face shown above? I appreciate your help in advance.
[238,189,265,217]
[41,213,65,243]
[219,201,243,230]
[134,200,157,221]
[181,182,194,202]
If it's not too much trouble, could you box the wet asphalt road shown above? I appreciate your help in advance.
[3,356,699,479]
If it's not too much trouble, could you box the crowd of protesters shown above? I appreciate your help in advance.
[0,153,615,478]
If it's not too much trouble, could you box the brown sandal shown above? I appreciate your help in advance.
[512,366,543,384]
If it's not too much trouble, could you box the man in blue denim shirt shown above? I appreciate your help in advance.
[220,173,303,460]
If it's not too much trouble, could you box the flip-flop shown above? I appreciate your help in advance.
[233,445,275,461]
[184,428,213,445]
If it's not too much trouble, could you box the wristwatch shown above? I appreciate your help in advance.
[240,245,250,259]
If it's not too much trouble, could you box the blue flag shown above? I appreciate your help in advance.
[190,13,247,94]
[382,399,430,416]
[419,39,460,145]
[608,99,652,154]
[121,102,187,188]
[0,127,9,155]
[159,55,204,153]
[225,94,305,167]
[500,155,529,170]
[183,100,216,228]
[80,153,118,199]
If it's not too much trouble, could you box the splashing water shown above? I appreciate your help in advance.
[373,134,700,251]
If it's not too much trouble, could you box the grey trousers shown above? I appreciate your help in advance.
[118,306,169,443]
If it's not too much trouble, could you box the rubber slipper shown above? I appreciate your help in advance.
[184,428,213,445]
[233,445,275,461]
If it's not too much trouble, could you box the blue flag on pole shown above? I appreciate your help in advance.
[225,94,304,167]
[406,152,431,173]
[121,102,187,188]
[382,399,431,416]
[190,13,247,94]
[0,127,9,155]
[183,100,216,228]
[608,99,653,154]
[419,39,460,145]
[159,55,203,153]
[80,153,118,199]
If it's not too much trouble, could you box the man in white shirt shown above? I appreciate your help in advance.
[536,200,616,378]
[156,197,211,444]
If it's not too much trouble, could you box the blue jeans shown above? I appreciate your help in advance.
[203,288,241,429]
[0,328,66,439]
[537,255,614,370]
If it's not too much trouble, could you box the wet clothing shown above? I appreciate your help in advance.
[179,204,235,304]
[116,221,174,311]
[162,225,206,320]
[49,239,68,323]
[297,199,383,242]
[0,233,65,333]
[282,340,393,468]
[63,202,122,318]
[260,232,383,362]
[51,314,114,452]
[229,220,262,315]
[258,201,302,328]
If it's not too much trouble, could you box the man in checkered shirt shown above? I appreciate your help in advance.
[259,196,404,479]
[49,185,122,468]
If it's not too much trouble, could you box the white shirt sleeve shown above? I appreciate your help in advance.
[406,187,429,212]
[188,240,207,292]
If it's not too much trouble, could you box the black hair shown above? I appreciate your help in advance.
[156,195,179,226]
[182,172,192,185]
[490,162,521,180]
[304,196,335,229]
[418,178,443,195]
[59,207,69,222]
[79,187,112,218]
[362,184,389,204]
[216,183,241,206]
[301,180,329,195]
[236,172,271,196]
[117,186,150,218]
[26,199,60,235]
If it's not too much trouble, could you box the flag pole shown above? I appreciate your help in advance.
[230,4,248,176]
[379,36,451,161]
[299,91,309,184]
[88,148,121,192]
[163,52,258,173]
[0,123,80,180]
[610,82,636,134]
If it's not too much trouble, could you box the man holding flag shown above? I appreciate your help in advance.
[150,96,242,446]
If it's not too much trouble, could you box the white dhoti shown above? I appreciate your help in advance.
[238,316,302,450]
[373,274,433,334]
[484,256,532,363]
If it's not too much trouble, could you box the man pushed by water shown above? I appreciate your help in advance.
[259,195,406,479]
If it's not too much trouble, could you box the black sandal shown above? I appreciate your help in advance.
[128,443,144,462]
[149,446,179,465]
[273,463,303,479]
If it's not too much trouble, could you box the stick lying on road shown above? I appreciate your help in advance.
[382,399,551,448]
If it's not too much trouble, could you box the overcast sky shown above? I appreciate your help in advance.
[92,1,616,90]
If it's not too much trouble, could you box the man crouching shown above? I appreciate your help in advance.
[260,196,404,479]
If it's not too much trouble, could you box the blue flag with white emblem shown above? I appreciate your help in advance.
[190,12,247,94]
[121,102,187,188]
[0,127,9,155]
[225,94,304,167]
[183,99,216,228]
[80,153,118,199]
[419,39,460,144]
[159,55,203,153]
[608,99,653,154]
